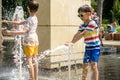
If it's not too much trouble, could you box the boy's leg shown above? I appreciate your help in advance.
[33,46,39,80]
[33,56,38,80]
[26,56,35,80]
[82,49,91,80]
[91,49,100,80]
[23,46,35,80]
[91,62,99,80]
[82,63,89,80]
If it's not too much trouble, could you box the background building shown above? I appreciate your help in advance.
[36,0,91,68]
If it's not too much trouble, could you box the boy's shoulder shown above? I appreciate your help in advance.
[81,20,96,27]
[27,16,37,21]
[88,20,96,25]
[88,20,98,28]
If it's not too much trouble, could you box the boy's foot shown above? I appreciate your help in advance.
[29,78,32,80]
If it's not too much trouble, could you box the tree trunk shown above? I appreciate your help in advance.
[97,0,104,25]
[112,0,117,22]
[0,0,2,48]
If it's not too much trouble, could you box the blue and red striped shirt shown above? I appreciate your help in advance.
[78,20,100,50]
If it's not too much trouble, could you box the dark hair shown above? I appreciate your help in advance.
[28,1,39,13]
[78,5,92,13]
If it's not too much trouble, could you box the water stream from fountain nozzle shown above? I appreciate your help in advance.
[36,45,73,80]
[12,6,25,80]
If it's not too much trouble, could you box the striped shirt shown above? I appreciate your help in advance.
[78,20,100,50]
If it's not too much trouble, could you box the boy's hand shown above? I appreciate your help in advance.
[2,20,8,23]
[3,30,12,35]
[64,42,73,47]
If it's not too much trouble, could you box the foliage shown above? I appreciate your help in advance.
[111,0,120,25]
[91,0,97,11]
[102,19,110,24]
[102,23,107,31]
[116,25,120,32]
[102,23,120,33]
[2,0,16,29]
[102,0,113,23]
[91,0,120,25]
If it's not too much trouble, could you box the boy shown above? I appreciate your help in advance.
[2,1,39,80]
[66,5,100,80]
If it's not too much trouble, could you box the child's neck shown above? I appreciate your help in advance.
[30,12,36,16]
[84,18,92,25]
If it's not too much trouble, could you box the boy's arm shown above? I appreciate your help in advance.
[3,28,28,35]
[71,30,88,43]
[2,20,25,25]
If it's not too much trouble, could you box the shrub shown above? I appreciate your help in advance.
[116,25,120,32]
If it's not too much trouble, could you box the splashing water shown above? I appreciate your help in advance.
[37,45,70,61]
[9,43,73,80]
[4,6,26,80]
[38,45,73,80]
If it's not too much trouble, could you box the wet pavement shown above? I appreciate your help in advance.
[0,53,120,80]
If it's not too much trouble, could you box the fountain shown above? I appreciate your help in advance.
[1,43,76,80]
[0,35,4,67]
[0,1,4,67]
[1,5,26,80]
[0,34,3,54]
[38,45,72,80]
[11,6,24,80]
[0,35,3,48]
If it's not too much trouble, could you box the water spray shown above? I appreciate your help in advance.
[37,45,73,80]
[12,6,24,80]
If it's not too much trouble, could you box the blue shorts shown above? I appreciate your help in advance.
[83,49,100,63]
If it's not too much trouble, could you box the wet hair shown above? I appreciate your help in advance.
[28,1,39,13]
[78,5,92,13]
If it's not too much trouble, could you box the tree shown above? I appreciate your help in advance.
[96,0,104,25]
[111,0,120,24]
[91,0,104,25]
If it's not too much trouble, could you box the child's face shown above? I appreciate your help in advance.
[112,22,117,27]
[78,12,90,21]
